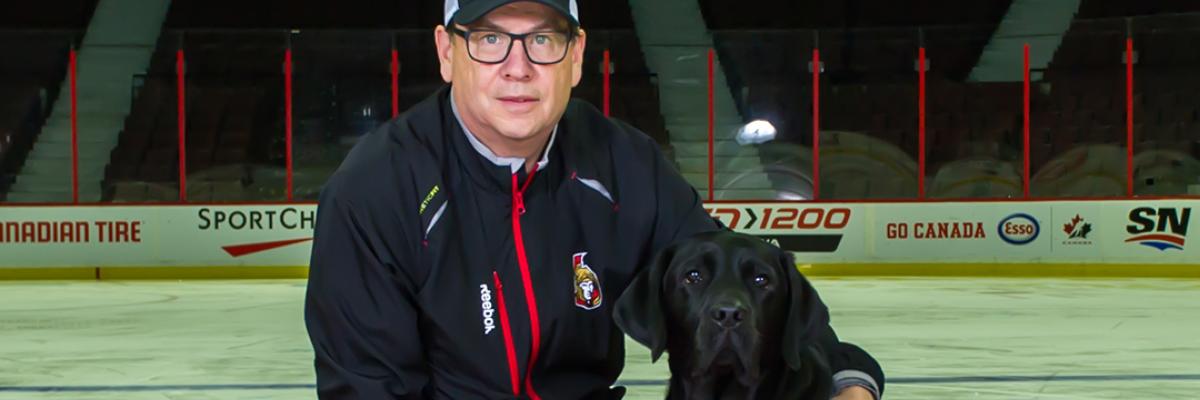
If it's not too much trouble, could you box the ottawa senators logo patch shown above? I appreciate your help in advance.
[573,252,602,310]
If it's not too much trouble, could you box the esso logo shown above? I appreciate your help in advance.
[998,213,1040,245]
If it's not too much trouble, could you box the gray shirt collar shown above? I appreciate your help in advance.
[450,91,557,174]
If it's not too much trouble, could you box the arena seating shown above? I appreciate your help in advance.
[164,0,439,30]
[103,0,668,202]
[706,0,1199,197]
[711,28,1007,183]
[1076,0,1200,19]
[93,0,1200,202]
[104,29,285,202]
[0,1,99,29]
[574,30,668,146]
[0,0,93,200]
[0,83,43,200]
[1041,9,1200,173]
[699,0,1012,29]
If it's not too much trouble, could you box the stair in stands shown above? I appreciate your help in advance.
[6,0,170,202]
[628,0,774,201]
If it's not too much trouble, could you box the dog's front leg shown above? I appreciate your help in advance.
[675,377,757,400]
[676,376,718,400]
[718,383,755,400]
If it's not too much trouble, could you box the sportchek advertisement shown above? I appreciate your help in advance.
[0,200,1196,268]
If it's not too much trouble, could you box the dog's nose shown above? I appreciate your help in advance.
[710,306,746,328]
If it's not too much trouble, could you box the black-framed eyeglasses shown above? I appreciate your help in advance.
[447,25,575,65]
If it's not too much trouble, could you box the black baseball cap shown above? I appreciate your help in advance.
[444,0,580,27]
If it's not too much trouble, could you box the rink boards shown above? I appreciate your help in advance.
[0,199,1197,278]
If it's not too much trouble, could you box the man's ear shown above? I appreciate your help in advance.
[434,25,454,83]
[570,28,586,88]
[779,250,831,371]
[613,243,674,363]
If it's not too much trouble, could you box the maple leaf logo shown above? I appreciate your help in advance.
[1063,214,1083,236]
[1063,215,1092,239]
[1074,223,1092,239]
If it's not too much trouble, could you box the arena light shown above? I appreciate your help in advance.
[775,191,807,201]
[736,119,777,145]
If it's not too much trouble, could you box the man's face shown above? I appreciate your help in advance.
[435,2,586,148]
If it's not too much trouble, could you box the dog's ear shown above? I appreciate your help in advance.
[613,244,675,363]
[779,250,831,371]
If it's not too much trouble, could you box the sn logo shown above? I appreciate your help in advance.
[1126,207,1191,251]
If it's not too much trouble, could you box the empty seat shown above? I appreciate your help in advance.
[110,181,148,203]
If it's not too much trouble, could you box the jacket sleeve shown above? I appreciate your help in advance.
[640,137,885,398]
[304,182,429,399]
[818,325,885,399]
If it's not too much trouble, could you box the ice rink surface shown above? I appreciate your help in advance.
[2,277,1198,399]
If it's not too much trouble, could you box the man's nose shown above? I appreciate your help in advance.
[500,39,534,81]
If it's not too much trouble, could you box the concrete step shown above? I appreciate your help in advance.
[682,171,772,189]
[661,110,742,127]
[27,142,114,160]
[18,159,109,179]
[37,131,121,146]
[82,0,171,47]
[666,123,747,142]
[671,140,761,157]
[4,190,70,203]
[627,0,711,46]
[12,169,107,187]
[23,155,113,172]
[688,189,782,201]
[675,154,768,174]
[10,176,107,192]
[642,45,742,122]
[42,112,126,128]
[4,189,104,203]
[51,88,138,115]
[7,181,104,200]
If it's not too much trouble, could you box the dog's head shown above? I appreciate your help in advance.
[614,230,830,382]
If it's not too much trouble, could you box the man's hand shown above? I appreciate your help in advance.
[832,385,875,400]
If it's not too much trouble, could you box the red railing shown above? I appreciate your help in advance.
[69,48,79,204]
[176,49,187,202]
[19,25,1200,207]
[1126,38,1135,198]
[917,46,926,199]
[1023,43,1031,199]
[811,48,821,201]
[603,49,611,118]
[707,48,715,202]
[284,48,294,202]
[391,48,400,119]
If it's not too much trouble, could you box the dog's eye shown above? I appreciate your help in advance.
[753,274,770,288]
[684,270,702,284]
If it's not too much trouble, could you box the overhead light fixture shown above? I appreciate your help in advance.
[736,119,777,145]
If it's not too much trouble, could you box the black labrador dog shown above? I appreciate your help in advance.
[614,230,833,399]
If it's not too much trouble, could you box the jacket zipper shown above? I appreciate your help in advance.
[492,270,520,396]
[510,170,543,400]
